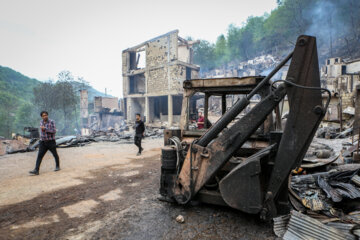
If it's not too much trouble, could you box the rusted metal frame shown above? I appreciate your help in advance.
[183,77,263,89]
[180,89,196,132]
[174,84,287,200]
[187,87,258,94]
[264,36,325,218]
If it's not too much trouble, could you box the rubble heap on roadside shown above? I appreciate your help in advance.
[0,125,164,155]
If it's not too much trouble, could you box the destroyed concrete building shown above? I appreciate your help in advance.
[89,96,124,131]
[321,57,360,122]
[321,57,360,93]
[122,30,200,126]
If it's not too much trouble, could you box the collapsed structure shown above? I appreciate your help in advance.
[321,57,360,123]
[89,96,124,131]
[122,30,200,126]
[201,54,287,80]
[79,90,124,134]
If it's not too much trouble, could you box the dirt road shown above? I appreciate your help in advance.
[0,138,274,240]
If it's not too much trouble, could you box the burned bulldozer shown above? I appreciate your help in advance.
[159,35,331,220]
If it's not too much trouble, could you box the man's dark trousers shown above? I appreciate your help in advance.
[134,134,142,153]
[35,140,60,171]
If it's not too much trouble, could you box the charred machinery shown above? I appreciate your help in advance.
[159,35,331,220]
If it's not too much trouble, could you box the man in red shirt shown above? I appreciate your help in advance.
[29,111,60,175]
[197,112,205,129]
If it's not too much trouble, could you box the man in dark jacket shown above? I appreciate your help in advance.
[29,111,60,175]
[134,113,145,156]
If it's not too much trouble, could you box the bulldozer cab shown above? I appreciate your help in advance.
[164,76,267,144]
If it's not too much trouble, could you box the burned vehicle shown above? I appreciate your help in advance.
[159,35,331,220]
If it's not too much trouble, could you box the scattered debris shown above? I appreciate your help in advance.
[273,215,290,237]
[0,125,164,155]
[280,211,356,240]
[175,215,185,223]
[317,126,353,139]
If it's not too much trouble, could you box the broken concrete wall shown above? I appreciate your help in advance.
[191,69,199,79]
[102,98,119,110]
[178,45,191,63]
[145,32,178,68]
[94,97,103,113]
[169,65,186,91]
[94,97,119,112]
[147,68,168,93]
[347,61,360,74]
[129,74,146,94]
[342,92,354,109]
[127,97,145,121]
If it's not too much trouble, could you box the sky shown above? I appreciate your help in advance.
[0,0,278,97]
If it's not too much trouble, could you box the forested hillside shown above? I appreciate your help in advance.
[0,66,39,102]
[193,0,360,71]
[0,66,107,138]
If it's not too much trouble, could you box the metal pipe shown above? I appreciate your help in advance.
[197,51,293,147]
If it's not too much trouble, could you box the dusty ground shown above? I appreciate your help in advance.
[0,138,275,240]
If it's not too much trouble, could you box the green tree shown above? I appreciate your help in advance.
[14,102,39,132]
[226,24,243,61]
[193,40,216,71]
[54,80,78,134]
[33,71,79,135]
[214,35,228,66]
[33,80,59,117]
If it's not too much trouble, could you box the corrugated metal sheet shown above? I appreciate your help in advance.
[326,222,356,235]
[330,181,360,199]
[283,211,356,240]
[273,214,290,237]
[353,229,360,237]
[351,175,360,187]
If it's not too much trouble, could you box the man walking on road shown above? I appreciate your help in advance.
[29,111,60,175]
[134,113,145,156]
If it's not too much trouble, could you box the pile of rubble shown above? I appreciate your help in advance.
[201,54,283,79]
[0,136,31,155]
[0,127,164,155]
[273,140,360,239]
[317,126,353,139]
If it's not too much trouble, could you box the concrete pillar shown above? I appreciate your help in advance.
[127,98,132,122]
[168,95,173,127]
[145,96,150,124]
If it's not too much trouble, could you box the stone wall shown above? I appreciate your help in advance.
[169,65,186,91]
[147,68,168,93]
[342,92,354,109]
[145,32,178,69]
